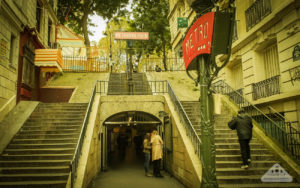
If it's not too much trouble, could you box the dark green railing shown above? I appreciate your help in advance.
[212,80,300,162]
[70,82,97,188]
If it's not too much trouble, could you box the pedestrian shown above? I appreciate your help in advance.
[228,109,253,169]
[151,130,164,177]
[143,133,152,177]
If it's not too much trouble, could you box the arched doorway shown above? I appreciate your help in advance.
[101,111,162,170]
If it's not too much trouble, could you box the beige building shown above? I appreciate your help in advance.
[168,0,300,129]
[0,0,59,120]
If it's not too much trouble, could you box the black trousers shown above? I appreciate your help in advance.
[239,139,251,165]
[153,159,161,176]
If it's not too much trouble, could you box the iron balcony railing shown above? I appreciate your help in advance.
[212,80,300,162]
[62,56,109,72]
[245,0,272,31]
[70,82,97,188]
[252,75,280,100]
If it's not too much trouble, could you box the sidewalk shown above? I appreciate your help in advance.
[90,146,185,188]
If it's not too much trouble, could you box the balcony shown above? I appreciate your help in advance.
[245,0,272,31]
[252,75,280,100]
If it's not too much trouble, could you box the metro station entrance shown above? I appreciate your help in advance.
[102,111,162,170]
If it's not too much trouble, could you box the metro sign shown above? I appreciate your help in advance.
[114,32,149,40]
[182,12,215,70]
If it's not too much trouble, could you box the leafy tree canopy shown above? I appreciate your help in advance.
[57,0,129,47]
[129,0,171,70]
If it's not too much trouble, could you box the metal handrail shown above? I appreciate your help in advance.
[212,80,300,161]
[70,82,97,187]
[167,81,201,157]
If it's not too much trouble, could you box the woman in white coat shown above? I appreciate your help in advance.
[151,130,163,177]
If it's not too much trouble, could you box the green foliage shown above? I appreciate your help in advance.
[57,0,129,47]
[129,0,171,70]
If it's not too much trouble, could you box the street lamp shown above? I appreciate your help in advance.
[104,27,112,72]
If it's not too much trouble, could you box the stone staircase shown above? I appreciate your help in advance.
[181,101,300,188]
[0,103,88,188]
[107,73,152,95]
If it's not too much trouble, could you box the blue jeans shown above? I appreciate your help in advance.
[144,153,151,172]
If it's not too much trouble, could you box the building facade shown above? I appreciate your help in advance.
[168,0,300,129]
[0,0,59,120]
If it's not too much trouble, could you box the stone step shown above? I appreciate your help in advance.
[0,173,69,182]
[0,180,67,188]
[215,154,274,161]
[29,114,85,119]
[214,138,259,143]
[14,133,79,139]
[31,111,86,116]
[18,130,80,135]
[11,138,78,144]
[217,175,298,185]
[0,154,73,160]
[218,183,300,188]
[38,103,87,107]
[215,161,278,168]
[3,148,75,155]
[7,143,77,149]
[21,125,81,130]
[216,149,270,155]
[0,160,71,167]
[35,108,87,113]
[216,167,270,176]
[27,117,84,122]
[24,121,83,126]
[0,166,70,174]
[215,143,265,149]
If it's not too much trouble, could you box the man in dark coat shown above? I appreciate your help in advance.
[228,109,253,169]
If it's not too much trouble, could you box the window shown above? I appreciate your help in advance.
[36,1,42,32]
[9,34,16,67]
[48,19,52,47]
[263,44,280,79]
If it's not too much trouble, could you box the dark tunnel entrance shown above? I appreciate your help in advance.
[102,111,162,170]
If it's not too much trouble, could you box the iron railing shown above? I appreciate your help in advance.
[245,0,272,31]
[212,80,300,162]
[167,82,201,158]
[252,75,280,100]
[62,56,109,72]
[268,106,300,160]
[70,82,97,187]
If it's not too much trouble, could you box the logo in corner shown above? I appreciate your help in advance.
[261,163,293,182]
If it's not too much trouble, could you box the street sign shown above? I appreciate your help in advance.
[177,17,188,28]
[182,12,215,70]
[114,32,149,40]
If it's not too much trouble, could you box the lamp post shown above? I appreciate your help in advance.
[104,27,112,72]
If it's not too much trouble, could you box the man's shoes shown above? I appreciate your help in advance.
[241,164,249,169]
[146,173,153,177]
[156,174,164,178]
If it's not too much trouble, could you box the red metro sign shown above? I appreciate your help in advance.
[182,12,215,70]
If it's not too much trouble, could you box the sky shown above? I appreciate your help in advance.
[89,15,106,44]
[88,1,132,44]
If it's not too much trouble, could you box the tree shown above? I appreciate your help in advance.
[129,0,171,70]
[57,0,129,48]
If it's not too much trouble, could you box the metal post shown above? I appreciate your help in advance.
[199,55,218,188]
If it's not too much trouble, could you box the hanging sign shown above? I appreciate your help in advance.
[178,17,188,28]
[182,12,215,69]
[114,32,149,40]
